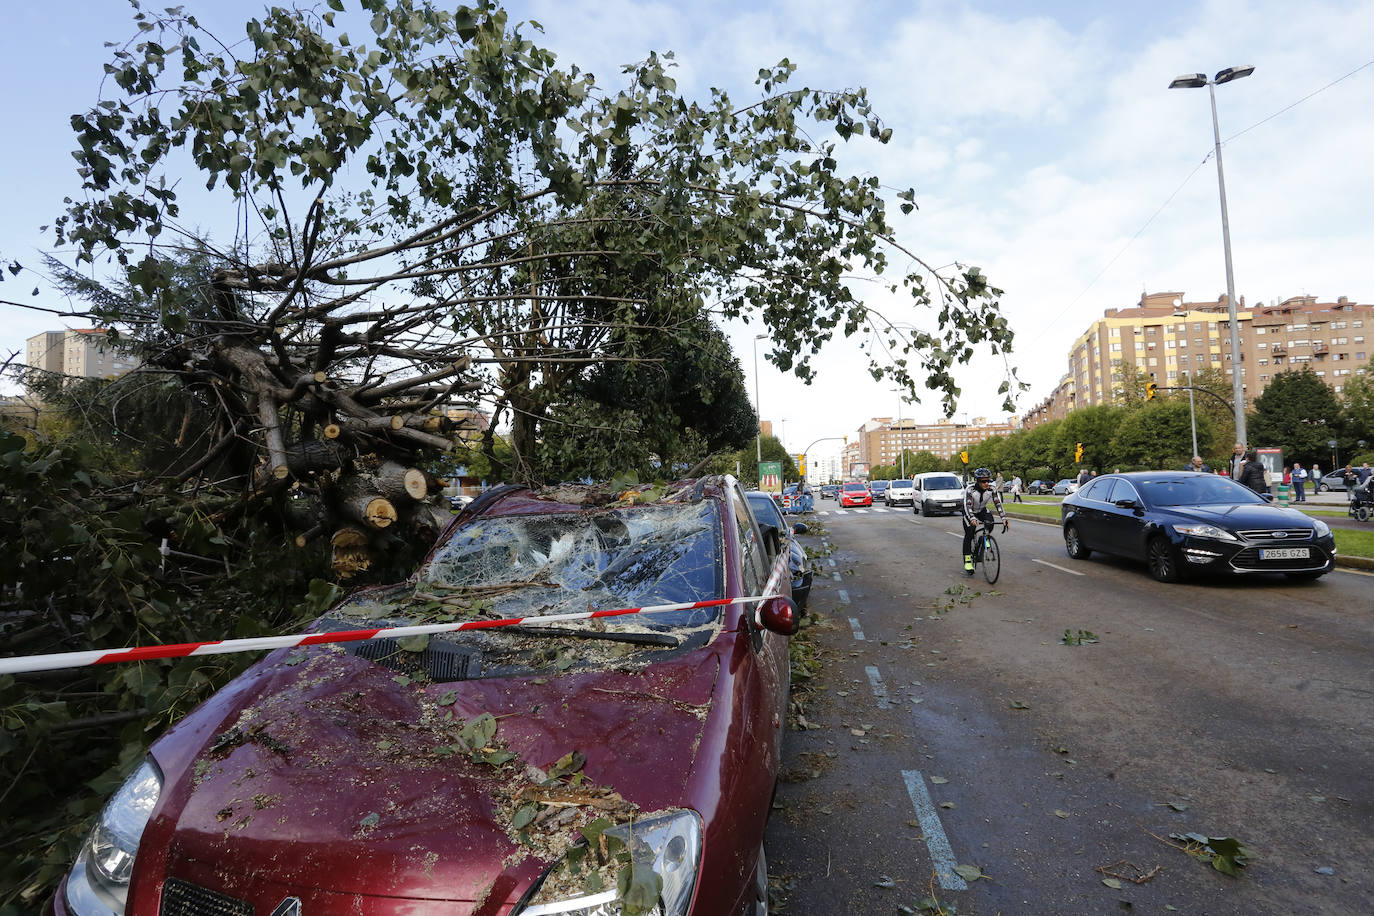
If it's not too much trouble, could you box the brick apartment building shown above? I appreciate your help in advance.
[1023,291,1372,427]
[852,415,1020,471]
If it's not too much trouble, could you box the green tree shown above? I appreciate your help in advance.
[1248,369,1344,464]
[1340,368,1374,446]
[1054,405,1125,472]
[45,0,1017,489]
[1110,401,1216,469]
[904,449,947,474]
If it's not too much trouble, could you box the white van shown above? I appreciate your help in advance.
[912,471,966,516]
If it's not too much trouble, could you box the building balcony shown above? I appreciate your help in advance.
[1270,344,1286,355]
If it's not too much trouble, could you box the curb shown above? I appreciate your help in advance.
[1003,511,1373,573]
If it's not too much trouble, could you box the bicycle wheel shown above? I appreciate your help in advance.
[980,534,1000,585]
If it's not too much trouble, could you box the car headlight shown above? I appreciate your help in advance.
[65,759,162,915]
[519,810,702,916]
[1172,523,1238,542]
[1311,519,1331,538]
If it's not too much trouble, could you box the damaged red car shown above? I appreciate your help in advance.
[51,476,798,916]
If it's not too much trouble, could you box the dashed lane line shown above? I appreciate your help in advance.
[837,589,850,604]
[865,665,890,708]
[902,770,968,891]
[849,618,866,641]
[1032,558,1086,576]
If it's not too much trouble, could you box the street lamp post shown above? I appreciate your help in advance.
[1173,303,1200,458]
[1170,65,1253,448]
[752,334,767,466]
[892,391,906,479]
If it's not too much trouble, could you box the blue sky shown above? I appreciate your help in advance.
[4,1,1373,463]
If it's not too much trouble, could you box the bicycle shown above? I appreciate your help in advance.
[970,522,1002,584]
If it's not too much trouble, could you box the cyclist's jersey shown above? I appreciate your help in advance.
[962,484,1006,526]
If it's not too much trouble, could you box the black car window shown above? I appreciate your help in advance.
[745,493,784,561]
[1137,476,1263,507]
[1112,479,1141,504]
[1079,478,1109,501]
[418,502,724,626]
[924,475,962,490]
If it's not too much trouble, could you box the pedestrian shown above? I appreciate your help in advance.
[799,481,814,513]
[1312,462,1322,485]
[1010,475,1024,503]
[1359,462,1373,485]
[1230,442,1246,480]
[1076,467,1090,488]
[995,471,1005,493]
[1184,455,1212,473]
[1237,449,1268,493]
[1291,462,1308,502]
[1342,464,1359,502]
[1283,465,1292,486]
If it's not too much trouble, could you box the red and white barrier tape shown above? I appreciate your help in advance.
[0,546,794,676]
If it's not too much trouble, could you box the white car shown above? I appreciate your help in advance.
[884,479,915,506]
[912,472,966,516]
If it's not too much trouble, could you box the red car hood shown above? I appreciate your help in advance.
[142,644,721,910]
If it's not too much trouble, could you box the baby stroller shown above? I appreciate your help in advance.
[1348,479,1374,522]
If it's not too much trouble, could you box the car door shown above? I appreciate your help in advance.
[1097,478,1147,556]
[1069,477,1110,547]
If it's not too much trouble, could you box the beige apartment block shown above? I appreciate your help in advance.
[24,329,140,390]
[1023,292,1372,426]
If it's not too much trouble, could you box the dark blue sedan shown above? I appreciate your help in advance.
[1060,472,1336,582]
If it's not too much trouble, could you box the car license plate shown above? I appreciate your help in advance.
[1260,547,1310,560]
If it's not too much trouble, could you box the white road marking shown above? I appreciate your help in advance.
[945,531,962,539]
[902,770,968,891]
[832,572,841,581]
[828,558,836,568]
[865,665,890,708]
[837,589,850,604]
[1031,558,1085,576]
[849,618,866,641]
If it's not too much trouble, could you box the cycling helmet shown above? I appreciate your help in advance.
[973,467,992,481]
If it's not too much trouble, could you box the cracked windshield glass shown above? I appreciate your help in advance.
[329,502,724,653]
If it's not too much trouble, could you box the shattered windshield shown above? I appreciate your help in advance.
[418,501,722,627]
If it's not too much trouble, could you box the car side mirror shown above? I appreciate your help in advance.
[791,522,809,536]
[756,596,799,636]
[1260,493,1274,503]
[1114,498,1142,510]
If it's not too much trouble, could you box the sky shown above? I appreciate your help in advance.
[3,0,1373,468]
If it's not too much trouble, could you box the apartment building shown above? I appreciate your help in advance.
[1023,291,1372,426]
[24,329,140,388]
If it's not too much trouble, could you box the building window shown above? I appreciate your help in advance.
[1255,327,1265,335]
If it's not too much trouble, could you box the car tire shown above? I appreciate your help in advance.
[1063,523,1091,560]
[1146,536,1180,583]
[1318,483,1329,493]
[913,500,922,516]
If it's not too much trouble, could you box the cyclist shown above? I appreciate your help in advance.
[962,467,1009,576]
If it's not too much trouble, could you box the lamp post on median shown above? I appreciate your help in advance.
[892,390,906,479]
[1173,300,1200,459]
[1169,64,1254,449]
[752,333,767,466]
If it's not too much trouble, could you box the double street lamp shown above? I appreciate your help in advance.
[1169,64,1254,449]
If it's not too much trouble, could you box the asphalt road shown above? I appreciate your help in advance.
[764,502,1374,915]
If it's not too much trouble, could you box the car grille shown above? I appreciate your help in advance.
[1230,547,1328,571]
[160,878,253,916]
[1238,528,1315,541]
[346,638,481,680]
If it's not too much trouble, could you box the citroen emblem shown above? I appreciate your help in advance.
[270,899,302,916]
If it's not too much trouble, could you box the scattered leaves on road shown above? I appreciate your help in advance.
[1061,628,1099,646]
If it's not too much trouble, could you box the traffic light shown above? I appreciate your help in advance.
[1075,442,1084,463]
[1145,380,1157,401]
[959,451,969,465]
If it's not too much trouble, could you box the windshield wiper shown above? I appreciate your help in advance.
[501,625,680,647]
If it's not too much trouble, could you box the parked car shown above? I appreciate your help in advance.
[869,480,890,501]
[884,479,916,507]
[1052,479,1078,496]
[1061,471,1335,582]
[747,490,813,610]
[820,484,839,499]
[839,481,872,507]
[912,472,965,516]
[1027,479,1053,495]
[1315,471,1351,492]
[51,478,798,916]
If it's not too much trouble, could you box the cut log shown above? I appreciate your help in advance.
[342,495,398,529]
[331,526,372,578]
[323,423,341,439]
